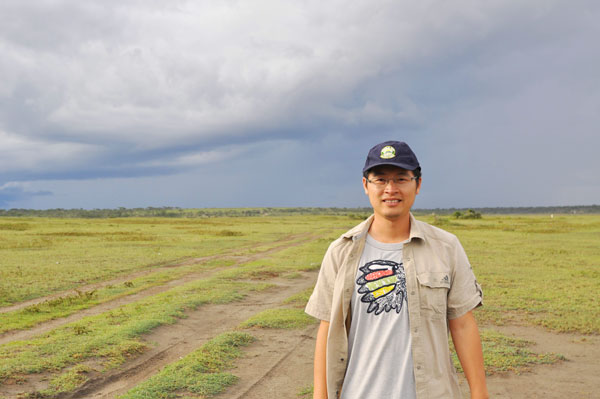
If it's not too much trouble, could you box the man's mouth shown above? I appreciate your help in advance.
[383,199,401,203]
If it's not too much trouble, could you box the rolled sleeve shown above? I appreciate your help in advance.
[305,240,342,321]
[447,238,483,320]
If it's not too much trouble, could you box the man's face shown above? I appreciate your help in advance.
[362,166,421,221]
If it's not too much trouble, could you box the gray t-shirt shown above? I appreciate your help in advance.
[340,234,417,399]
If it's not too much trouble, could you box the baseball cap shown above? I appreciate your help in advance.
[363,140,420,173]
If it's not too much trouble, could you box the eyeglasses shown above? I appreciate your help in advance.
[366,176,418,187]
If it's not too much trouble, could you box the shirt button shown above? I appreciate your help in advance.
[417,365,422,370]
[410,291,415,295]
[413,328,418,333]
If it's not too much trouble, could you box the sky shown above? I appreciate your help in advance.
[1,0,599,210]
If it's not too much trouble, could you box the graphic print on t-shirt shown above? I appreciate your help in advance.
[356,259,407,315]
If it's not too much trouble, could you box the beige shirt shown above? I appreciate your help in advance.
[305,214,483,399]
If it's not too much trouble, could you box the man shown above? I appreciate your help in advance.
[305,141,488,399]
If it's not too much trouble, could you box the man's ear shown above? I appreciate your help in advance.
[416,177,422,195]
[362,177,369,195]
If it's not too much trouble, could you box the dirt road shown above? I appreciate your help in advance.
[221,323,600,399]
[0,233,316,346]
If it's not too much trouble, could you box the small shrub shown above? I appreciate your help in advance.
[215,230,244,237]
[72,325,91,335]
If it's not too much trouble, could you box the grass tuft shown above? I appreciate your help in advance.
[283,287,314,308]
[119,332,254,399]
[239,308,316,329]
[44,364,92,395]
[297,385,314,398]
[451,329,565,375]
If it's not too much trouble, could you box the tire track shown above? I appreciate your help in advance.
[223,324,600,399]
[56,273,320,399]
[223,326,318,399]
[0,232,310,315]
[0,233,317,346]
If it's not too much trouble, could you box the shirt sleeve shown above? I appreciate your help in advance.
[447,237,483,320]
[305,239,342,321]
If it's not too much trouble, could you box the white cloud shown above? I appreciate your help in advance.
[0,130,100,174]
[3,0,550,146]
[136,145,248,169]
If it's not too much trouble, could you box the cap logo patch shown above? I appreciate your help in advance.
[380,146,396,159]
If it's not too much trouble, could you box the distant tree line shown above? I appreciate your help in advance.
[0,206,373,218]
[0,205,597,218]
[413,205,600,215]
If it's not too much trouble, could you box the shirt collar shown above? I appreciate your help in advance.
[342,213,425,242]
[408,213,425,241]
[342,214,374,241]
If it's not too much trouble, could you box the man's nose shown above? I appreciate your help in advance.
[384,180,400,191]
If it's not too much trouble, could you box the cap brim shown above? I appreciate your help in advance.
[363,161,418,173]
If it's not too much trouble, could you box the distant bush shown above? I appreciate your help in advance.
[432,214,449,225]
[348,213,370,220]
[215,230,244,237]
[453,209,482,219]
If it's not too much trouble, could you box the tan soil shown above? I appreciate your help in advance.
[473,324,600,399]
[221,326,318,399]
[0,233,316,346]
[222,322,600,399]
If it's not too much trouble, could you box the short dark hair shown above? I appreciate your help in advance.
[363,166,422,180]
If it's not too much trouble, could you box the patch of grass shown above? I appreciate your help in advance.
[218,235,340,283]
[451,329,564,375]
[297,384,314,398]
[0,258,234,335]
[119,332,254,399]
[44,364,92,396]
[0,222,31,231]
[0,275,271,385]
[418,214,600,334]
[239,308,316,329]
[283,287,314,308]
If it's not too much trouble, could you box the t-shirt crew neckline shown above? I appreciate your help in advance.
[365,233,410,250]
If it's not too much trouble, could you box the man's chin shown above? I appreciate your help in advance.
[378,210,405,221]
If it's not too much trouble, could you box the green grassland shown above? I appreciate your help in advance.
[424,214,600,334]
[0,216,352,396]
[0,216,347,307]
[0,212,598,397]
[0,257,236,334]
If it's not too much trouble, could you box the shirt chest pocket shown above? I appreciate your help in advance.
[416,272,451,317]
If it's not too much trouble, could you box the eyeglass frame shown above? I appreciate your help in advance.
[365,176,419,187]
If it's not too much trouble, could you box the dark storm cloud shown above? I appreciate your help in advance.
[0,183,51,208]
[1,0,598,208]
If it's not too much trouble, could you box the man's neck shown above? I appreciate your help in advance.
[368,213,411,243]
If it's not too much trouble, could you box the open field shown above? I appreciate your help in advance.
[0,213,598,398]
